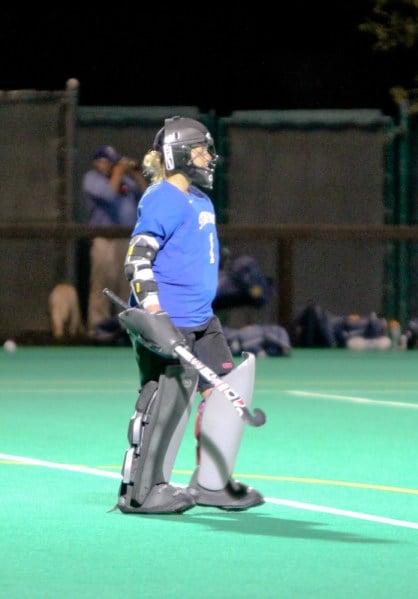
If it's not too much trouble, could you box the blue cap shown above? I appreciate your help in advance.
[93,145,121,163]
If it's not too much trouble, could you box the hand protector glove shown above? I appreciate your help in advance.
[118,307,188,358]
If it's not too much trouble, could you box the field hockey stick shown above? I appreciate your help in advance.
[103,288,266,427]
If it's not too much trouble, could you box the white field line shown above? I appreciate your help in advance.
[265,497,418,530]
[289,390,418,409]
[0,453,121,479]
[1,452,417,530]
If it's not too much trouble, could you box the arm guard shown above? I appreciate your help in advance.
[118,307,188,358]
[125,234,160,307]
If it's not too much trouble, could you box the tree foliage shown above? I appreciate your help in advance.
[359,0,418,108]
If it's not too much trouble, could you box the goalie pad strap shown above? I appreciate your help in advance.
[132,280,159,304]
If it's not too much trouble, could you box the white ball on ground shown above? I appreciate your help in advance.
[3,339,17,353]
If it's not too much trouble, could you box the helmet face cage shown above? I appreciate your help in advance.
[156,117,218,189]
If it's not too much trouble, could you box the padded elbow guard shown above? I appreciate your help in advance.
[125,234,160,307]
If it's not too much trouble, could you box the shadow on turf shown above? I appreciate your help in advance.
[109,510,396,544]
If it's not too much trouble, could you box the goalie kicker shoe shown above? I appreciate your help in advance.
[118,483,196,514]
[187,469,264,511]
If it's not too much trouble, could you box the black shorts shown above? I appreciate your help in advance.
[135,315,234,392]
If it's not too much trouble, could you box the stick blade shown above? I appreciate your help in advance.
[241,407,266,427]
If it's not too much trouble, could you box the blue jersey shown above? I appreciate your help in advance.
[131,180,219,327]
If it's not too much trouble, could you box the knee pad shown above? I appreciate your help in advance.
[118,364,198,511]
[197,352,256,490]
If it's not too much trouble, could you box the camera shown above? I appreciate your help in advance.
[121,156,140,170]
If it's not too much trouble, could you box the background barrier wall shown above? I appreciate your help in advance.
[408,105,418,317]
[216,110,396,326]
[0,85,78,334]
[0,82,416,339]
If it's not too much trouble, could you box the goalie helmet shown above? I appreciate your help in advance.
[153,116,218,189]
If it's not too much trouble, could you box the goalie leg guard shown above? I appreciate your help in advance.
[188,352,264,510]
[118,364,198,514]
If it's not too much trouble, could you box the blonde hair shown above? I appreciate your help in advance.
[142,150,165,184]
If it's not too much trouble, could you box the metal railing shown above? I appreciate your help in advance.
[2,223,418,327]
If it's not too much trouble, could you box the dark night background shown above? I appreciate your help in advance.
[1,2,416,117]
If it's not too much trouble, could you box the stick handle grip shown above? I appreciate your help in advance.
[103,288,129,311]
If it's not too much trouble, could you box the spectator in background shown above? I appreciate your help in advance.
[82,145,147,337]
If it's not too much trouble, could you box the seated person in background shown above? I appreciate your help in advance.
[82,145,147,337]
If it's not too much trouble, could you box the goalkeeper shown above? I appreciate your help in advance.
[116,116,264,514]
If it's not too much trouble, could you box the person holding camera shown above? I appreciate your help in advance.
[82,145,147,337]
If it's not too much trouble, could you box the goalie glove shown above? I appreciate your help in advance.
[118,307,188,358]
